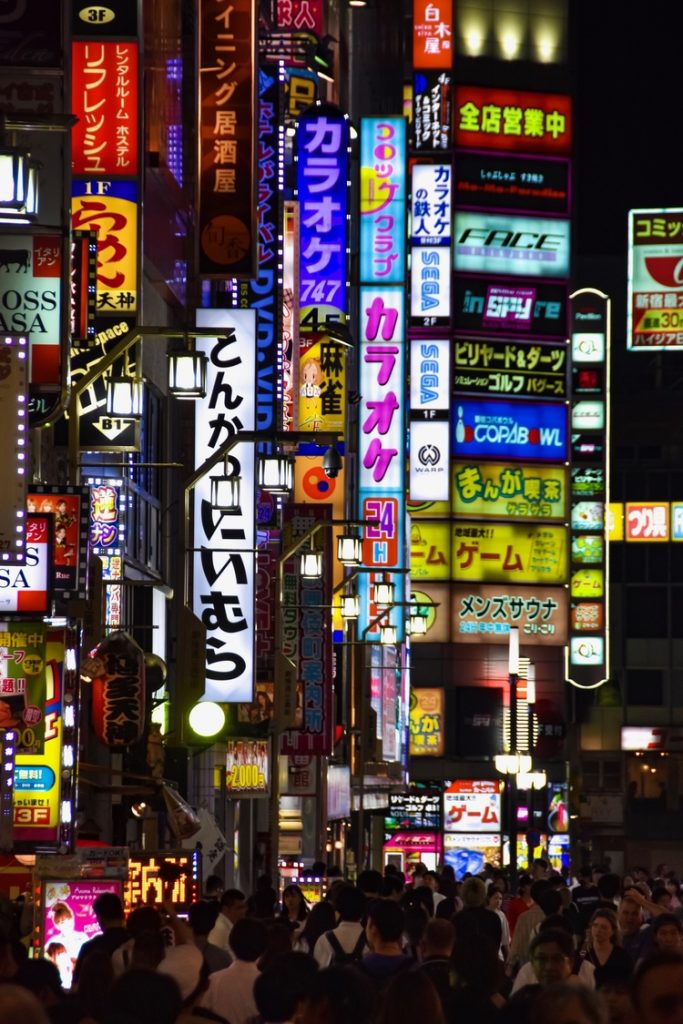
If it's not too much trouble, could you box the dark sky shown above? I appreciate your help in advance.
[576,2,683,258]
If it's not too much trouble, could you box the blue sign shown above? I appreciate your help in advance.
[14,765,55,792]
[453,398,568,461]
[296,104,349,326]
[360,118,407,284]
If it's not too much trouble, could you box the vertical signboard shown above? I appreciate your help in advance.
[567,289,610,690]
[628,208,683,349]
[194,310,256,703]
[0,337,27,561]
[413,0,452,69]
[197,0,257,278]
[359,118,407,285]
[296,104,349,331]
[410,338,450,501]
[358,287,406,640]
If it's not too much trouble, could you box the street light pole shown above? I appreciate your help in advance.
[508,628,520,889]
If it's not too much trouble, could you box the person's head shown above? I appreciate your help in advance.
[381,875,404,900]
[578,865,594,884]
[230,917,268,963]
[51,903,73,931]
[460,875,487,908]
[403,903,429,948]
[335,884,367,923]
[0,984,49,1024]
[529,928,575,987]
[300,965,377,1024]
[299,900,336,950]
[131,929,166,971]
[517,873,533,899]
[376,967,446,1024]
[589,908,619,947]
[282,884,308,921]
[188,899,220,937]
[366,899,404,949]
[653,913,683,953]
[532,858,550,880]
[356,870,383,899]
[254,951,319,1022]
[14,960,63,1007]
[420,918,455,959]
[220,887,248,923]
[529,983,608,1024]
[652,887,673,911]
[422,871,440,893]
[486,887,503,911]
[600,975,637,1024]
[597,873,621,902]
[633,951,683,1024]
[93,891,125,929]
[108,968,182,1024]
[618,897,644,936]
[204,874,224,899]
[126,905,162,938]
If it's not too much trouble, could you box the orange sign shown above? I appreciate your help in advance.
[413,0,452,69]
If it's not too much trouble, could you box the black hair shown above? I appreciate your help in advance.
[367,898,404,944]
[188,900,220,936]
[335,885,367,922]
[230,917,268,962]
[254,951,318,1022]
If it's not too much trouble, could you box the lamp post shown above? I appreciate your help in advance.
[507,628,519,887]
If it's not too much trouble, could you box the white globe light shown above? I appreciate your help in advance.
[188,701,225,738]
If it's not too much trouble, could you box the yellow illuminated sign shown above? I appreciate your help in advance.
[72,188,138,312]
[410,521,451,579]
[298,333,346,433]
[571,568,604,598]
[607,503,624,541]
[409,688,444,757]
[453,462,567,521]
[453,522,567,584]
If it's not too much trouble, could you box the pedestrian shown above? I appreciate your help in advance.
[207,890,247,954]
[277,884,309,937]
[581,909,632,988]
[357,899,413,989]
[375,968,446,1024]
[632,950,683,1024]
[201,917,268,1024]
[294,901,336,955]
[313,885,366,968]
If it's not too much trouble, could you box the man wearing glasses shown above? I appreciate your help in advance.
[510,927,595,994]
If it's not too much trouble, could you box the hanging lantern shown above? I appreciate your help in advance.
[336,532,362,566]
[90,631,146,749]
[300,550,323,578]
[168,350,208,399]
[106,375,144,418]
[340,594,360,619]
[373,579,394,605]
[258,453,293,495]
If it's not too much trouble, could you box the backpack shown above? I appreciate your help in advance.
[325,929,367,965]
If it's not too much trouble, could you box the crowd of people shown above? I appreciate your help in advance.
[3,859,683,1023]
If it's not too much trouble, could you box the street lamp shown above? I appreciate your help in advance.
[168,346,208,399]
[258,452,294,495]
[336,531,362,567]
[105,374,144,418]
[300,549,323,578]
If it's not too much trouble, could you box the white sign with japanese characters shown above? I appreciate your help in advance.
[443,779,501,833]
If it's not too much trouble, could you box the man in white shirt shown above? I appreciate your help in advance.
[207,889,247,954]
[313,885,367,968]
[201,917,267,1024]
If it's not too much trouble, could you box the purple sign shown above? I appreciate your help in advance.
[454,276,568,339]
[296,104,349,329]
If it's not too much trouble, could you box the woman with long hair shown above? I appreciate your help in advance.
[294,900,336,955]
[278,884,309,938]
[582,908,632,988]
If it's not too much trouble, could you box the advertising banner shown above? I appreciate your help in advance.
[444,779,502,833]
[409,687,444,756]
[0,337,26,561]
[454,276,568,339]
[360,118,407,284]
[454,211,571,280]
[413,70,451,151]
[453,398,568,462]
[298,332,346,432]
[387,792,442,831]
[443,832,501,877]
[453,522,567,584]
[411,246,450,323]
[625,503,669,541]
[413,0,452,69]
[454,337,567,400]
[198,0,256,278]
[27,487,90,600]
[410,338,450,501]
[71,41,138,176]
[454,151,570,214]
[0,515,50,615]
[225,738,270,795]
[194,310,256,703]
[454,86,572,155]
[411,164,451,246]
[71,180,138,315]
[297,105,349,330]
[628,208,683,349]
[126,852,198,909]
[453,461,567,521]
[410,520,451,579]
[42,880,121,986]
[453,583,568,644]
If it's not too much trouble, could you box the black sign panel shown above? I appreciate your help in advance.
[413,71,451,151]
[454,152,570,214]
[0,1,62,66]
[386,792,442,831]
[453,275,568,340]
[73,1,139,38]
[454,336,567,400]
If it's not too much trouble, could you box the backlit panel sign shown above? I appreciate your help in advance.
[71,41,138,176]
[626,503,669,541]
[71,180,138,314]
[571,401,604,431]
[454,212,571,279]
[410,338,450,502]
[571,568,603,598]
[409,687,444,756]
[194,310,256,703]
[198,0,256,278]
[622,726,683,752]
[297,105,349,328]
[454,151,570,215]
[0,516,50,615]
[298,332,347,433]
[453,462,567,521]
[444,832,501,876]
[454,337,567,400]
[274,0,323,34]
[387,792,442,831]
[410,520,451,579]
[453,583,568,644]
[413,0,452,69]
[444,779,501,833]
[454,276,567,339]
[225,738,270,795]
[453,522,567,584]
[628,208,683,349]
[0,337,26,561]
[453,398,568,462]
[570,636,604,666]
[411,164,451,246]
[0,235,62,390]
[411,247,450,325]
[27,487,89,599]
[454,86,572,155]
[126,853,198,910]
[413,70,451,151]
[360,118,407,284]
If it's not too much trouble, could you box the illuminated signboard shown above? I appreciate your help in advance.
[444,779,501,833]
[88,481,123,628]
[628,208,683,349]
[622,726,683,752]
[72,42,138,176]
[571,401,604,431]
[607,504,624,542]
[410,520,451,579]
[454,212,571,280]
[42,880,121,984]
[413,0,452,69]
[387,792,442,831]
[443,832,501,877]
[0,338,26,561]
[13,627,64,843]
[570,636,604,666]
[72,180,138,315]
[126,852,199,910]
[0,516,50,615]
[198,0,256,278]
[454,151,570,215]
[409,582,449,642]
[572,534,604,563]
[672,503,683,541]
[454,337,567,400]
[411,164,451,246]
[358,286,406,640]
[360,118,407,284]
[453,398,568,462]
[27,487,89,599]
[281,201,299,431]
[454,276,567,339]
[454,86,572,155]
[453,583,568,644]
[194,310,256,703]
[225,738,270,795]
[409,687,444,756]
[625,503,669,541]
[572,467,604,498]
[274,0,323,34]
[453,462,567,522]
[297,104,349,329]
[410,338,450,501]
[411,247,450,322]
[571,602,604,633]
[571,568,603,598]
[413,70,451,151]
[453,522,567,584]
[298,332,347,433]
